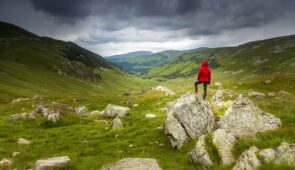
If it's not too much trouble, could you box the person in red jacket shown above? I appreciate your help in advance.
[195,60,211,99]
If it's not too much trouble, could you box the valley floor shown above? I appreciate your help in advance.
[0,72,295,170]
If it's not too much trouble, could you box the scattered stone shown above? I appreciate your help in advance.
[123,90,132,96]
[129,144,133,148]
[36,105,50,117]
[156,102,163,107]
[212,129,237,165]
[259,148,275,163]
[12,152,21,157]
[160,108,167,112]
[9,114,19,121]
[73,99,79,102]
[105,127,109,130]
[188,135,213,167]
[75,105,88,115]
[145,114,156,118]
[218,95,281,140]
[102,158,162,170]
[133,104,139,108]
[275,142,295,165]
[81,140,88,143]
[111,117,123,129]
[0,159,12,167]
[94,119,108,124]
[11,98,30,104]
[233,86,238,89]
[102,104,130,118]
[244,91,266,98]
[21,107,26,111]
[91,110,102,115]
[115,134,120,138]
[156,126,163,130]
[21,112,27,118]
[165,91,176,97]
[35,156,70,170]
[159,143,164,146]
[268,93,276,97]
[18,138,31,145]
[214,82,222,88]
[29,112,36,120]
[233,146,261,170]
[32,94,39,100]
[264,80,272,85]
[148,141,153,145]
[279,91,291,95]
[48,113,60,123]
[163,93,214,149]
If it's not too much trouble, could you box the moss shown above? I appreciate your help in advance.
[205,134,222,165]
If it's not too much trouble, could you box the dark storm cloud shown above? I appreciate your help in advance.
[29,0,295,36]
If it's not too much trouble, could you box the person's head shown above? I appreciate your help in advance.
[201,60,208,67]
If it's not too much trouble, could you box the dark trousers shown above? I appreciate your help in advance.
[194,80,208,99]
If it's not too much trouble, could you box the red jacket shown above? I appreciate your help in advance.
[197,60,211,83]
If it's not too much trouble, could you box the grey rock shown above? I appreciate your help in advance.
[111,117,123,129]
[75,105,88,115]
[35,156,70,170]
[212,129,237,165]
[90,110,102,115]
[275,142,295,165]
[28,112,36,120]
[233,146,261,170]
[268,93,276,97]
[145,114,156,118]
[48,113,60,123]
[214,82,222,88]
[102,158,162,170]
[11,98,30,104]
[279,91,291,95]
[156,102,163,107]
[245,91,266,98]
[36,105,51,117]
[163,93,214,149]
[133,104,139,108]
[259,148,275,163]
[102,104,130,118]
[12,152,20,157]
[218,95,281,139]
[9,114,19,121]
[18,138,31,145]
[188,135,213,167]
[264,80,272,85]
[0,158,12,167]
[233,86,238,89]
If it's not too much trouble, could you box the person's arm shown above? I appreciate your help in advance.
[197,68,202,80]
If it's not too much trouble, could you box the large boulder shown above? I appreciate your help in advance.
[111,117,123,129]
[188,135,213,167]
[275,142,295,165]
[163,93,215,149]
[102,104,130,118]
[212,129,237,165]
[233,146,261,170]
[218,95,281,139]
[35,156,71,170]
[102,158,162,170]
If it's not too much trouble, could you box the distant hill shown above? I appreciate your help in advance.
[144,35,295,79]
[107,47,208,74]
[106,51,154,62]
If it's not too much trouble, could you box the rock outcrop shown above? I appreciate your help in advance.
[0,159,12,168]
[102,158,162,170]
[111,117,123,129]
[102,104,130,118]
[233,146,261,170]
[35,156,71,170]
[218,95,281,139]
[212,129,237,165]
[275,142,295,165]
[163,93,215,149]
[188,135,213,167]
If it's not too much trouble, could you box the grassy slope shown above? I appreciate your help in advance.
[0,21,295,170]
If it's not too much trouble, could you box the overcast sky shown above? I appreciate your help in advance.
[1,0,295,56]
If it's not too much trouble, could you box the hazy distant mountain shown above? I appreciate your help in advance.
[106,51,154,62]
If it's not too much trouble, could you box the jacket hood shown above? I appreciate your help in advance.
[201,60,208,67]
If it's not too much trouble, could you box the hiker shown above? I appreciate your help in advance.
[195,60,211,99]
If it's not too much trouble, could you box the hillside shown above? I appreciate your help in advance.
[0,21,150,103]
[145,35,295,80]
[107,48,207,74]
[106,51,154,62]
